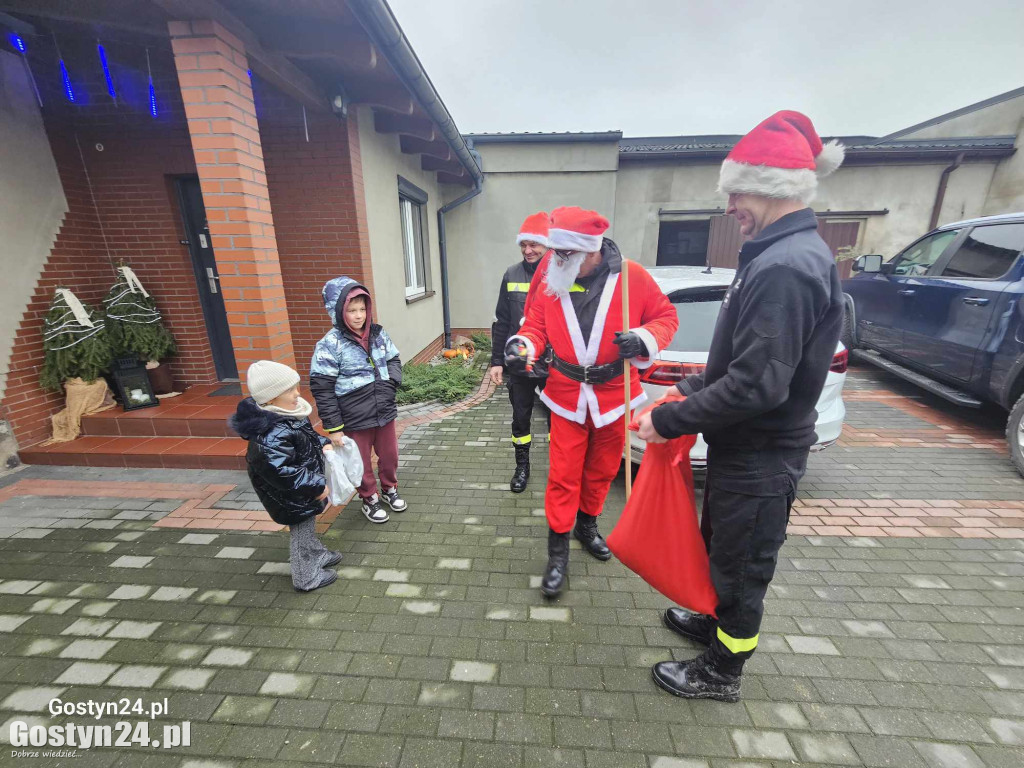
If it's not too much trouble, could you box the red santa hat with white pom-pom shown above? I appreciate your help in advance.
[546,206,610,253]
[718,110,845,204]
[516,211,550,246]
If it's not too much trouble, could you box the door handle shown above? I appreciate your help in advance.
[897,289,916,296]
[206,267,220,294]
[962,296,990,306]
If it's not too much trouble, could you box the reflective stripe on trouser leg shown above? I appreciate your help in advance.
[545,414,590,533]
[578,415,625,517]
[511,434,532,445]
[508,375,537,441]
[716,627,759,654]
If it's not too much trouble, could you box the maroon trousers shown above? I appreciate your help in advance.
[347,420,399,500]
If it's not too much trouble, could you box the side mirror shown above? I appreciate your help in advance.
[853,254,884,273]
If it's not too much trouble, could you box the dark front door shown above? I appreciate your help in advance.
[176,176,238,380]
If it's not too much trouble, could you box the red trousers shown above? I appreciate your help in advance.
[546,413,625,533]
[347,420,399,500]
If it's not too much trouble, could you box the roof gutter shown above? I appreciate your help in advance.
[347,0,483,184]
[929,152,965,230]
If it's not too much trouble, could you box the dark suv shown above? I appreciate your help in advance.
[842,212,1024,474]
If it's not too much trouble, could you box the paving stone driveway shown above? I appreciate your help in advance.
[1,364,1024,767]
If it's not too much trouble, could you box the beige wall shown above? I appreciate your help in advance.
[356,105,448,359]
[897,93,1024,216]
[0,51,67,401]
[612,157,1000,264]
[444,140,619,330]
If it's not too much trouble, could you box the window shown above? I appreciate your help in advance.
[665,288,727,352]
[398,177,430,299]
[657,220,711,267]
[892,229,959,276]
[940,223,1024,280]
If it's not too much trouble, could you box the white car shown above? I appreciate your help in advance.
[628,266,847,466]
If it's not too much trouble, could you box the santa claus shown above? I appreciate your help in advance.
[505,206,678,597]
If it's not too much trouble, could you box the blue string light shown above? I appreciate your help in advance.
[10,33,26,53]
[247,67,252,79]
[97,43,116,100]
[145,48,157,117]
[59,59,74,102]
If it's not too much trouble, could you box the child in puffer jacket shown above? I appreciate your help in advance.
[310,277,407,524]
[230,360,341,593]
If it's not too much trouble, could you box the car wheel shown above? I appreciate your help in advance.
[840,302,857,352]
[1006,394,1024,478]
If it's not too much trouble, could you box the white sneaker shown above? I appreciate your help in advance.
[382,488,407,512]
[361,494,389,524]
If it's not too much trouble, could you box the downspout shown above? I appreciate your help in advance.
[438,153,483,349]
[929,152,965,230]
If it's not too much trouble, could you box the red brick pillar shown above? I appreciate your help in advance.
[169,20,296,377]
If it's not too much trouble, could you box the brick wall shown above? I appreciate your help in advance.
[258,83,374,372]
[2,33,215,449]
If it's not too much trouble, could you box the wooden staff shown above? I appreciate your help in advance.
[622,258,632,500]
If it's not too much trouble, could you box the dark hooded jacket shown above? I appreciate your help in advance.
[309,277,402,433]
[650,208,844,450]
[229,397,329,526]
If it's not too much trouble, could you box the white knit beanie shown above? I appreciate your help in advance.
[246,360,300,405]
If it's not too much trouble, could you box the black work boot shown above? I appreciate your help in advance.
[510,444,530,493]
[663,607,716,646]
[573,510,611,561]
[541,529,570,597]
[651,647,742,703]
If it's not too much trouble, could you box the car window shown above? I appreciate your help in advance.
[940,223,1024,280]
[892,230,960,276]
[666,288,726,352]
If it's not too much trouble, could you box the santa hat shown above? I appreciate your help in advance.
[547,206,610,253]
[516,212,550,246]
[718,110,845,204]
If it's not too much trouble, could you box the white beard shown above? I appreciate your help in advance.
[544,252,585,298]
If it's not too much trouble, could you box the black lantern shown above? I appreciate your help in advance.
[110,357,159,411]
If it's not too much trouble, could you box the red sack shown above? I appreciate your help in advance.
[608,401,718,617]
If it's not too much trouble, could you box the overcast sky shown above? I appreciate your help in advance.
[388,0,1024,139]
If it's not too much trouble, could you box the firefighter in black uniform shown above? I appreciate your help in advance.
[490,212,550,493]
[637,111,846,702]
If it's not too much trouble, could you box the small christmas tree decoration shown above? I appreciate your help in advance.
[40,288,113,392]
[103,266,176,363]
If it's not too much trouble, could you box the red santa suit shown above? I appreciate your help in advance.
[512,211,677,533]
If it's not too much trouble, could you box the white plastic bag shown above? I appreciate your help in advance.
[324,437,364,506]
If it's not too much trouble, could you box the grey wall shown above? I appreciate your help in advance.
[356,105,448,359]
[0,51,67,402]
[443,139,619,330]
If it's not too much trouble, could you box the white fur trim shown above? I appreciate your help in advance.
[629,326,659,371]
[541,388,587,424]
[585,274,619,366]
[590,391,648,428]
[547,227,603,253]
[507,334,536,364]
[717,160,818,204]
[516,232,548,246]
[815,140,845,176]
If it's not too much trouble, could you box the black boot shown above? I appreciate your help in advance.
[663,607,716,646]
[652,647,742,703]
[541,529,570,597]
[573,510,611,561]
[510,444,530,493]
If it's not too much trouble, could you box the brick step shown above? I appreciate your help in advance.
[80,406,237,439]
[19,435,246,470]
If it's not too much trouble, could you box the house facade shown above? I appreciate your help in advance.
[0,0,480,465]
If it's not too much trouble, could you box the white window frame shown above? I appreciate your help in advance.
[398,177,429,299]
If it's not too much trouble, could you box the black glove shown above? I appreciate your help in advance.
[612,331,649,359]
[503,338,530,372]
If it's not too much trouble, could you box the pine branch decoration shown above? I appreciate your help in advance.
[40,289,113,392]
[103,267,176,362]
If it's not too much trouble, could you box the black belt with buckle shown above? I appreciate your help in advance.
[551,352,623,385]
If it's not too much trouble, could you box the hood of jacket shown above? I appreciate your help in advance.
[322,276,374,331]
[229,396,296,440]
[601,238,624,273]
